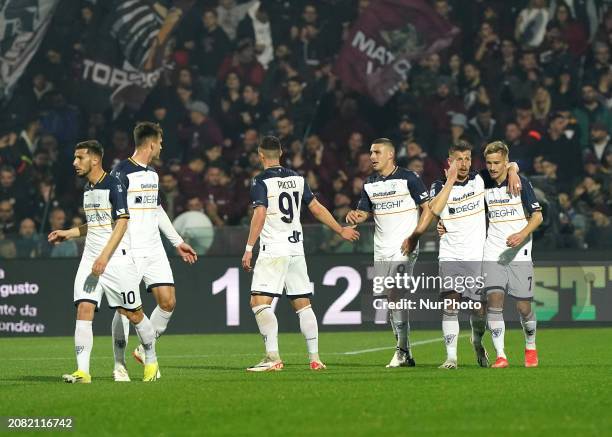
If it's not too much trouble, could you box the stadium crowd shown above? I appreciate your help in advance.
[0,0,611,258]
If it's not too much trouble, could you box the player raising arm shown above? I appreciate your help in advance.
[242,136,359,372]
[49,140,159,383]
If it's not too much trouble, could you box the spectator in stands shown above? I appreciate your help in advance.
[237,1,274,68]
[468,104,500,147]
[276,116,300,150]
[160,173,185,221]
[216,0,255,41]
[202,166,241,226]
[0,200,17,236]
[193,8,232,79]
[14,114,41,163]
[504,121,535,173]
[15,218,40,258]
[573,83,612,147]
[182,101,224,155]
[43,207,77,258]
[540,112,583,184]
[177,155,206,199]
[0,166,29,219]
[284,76,313,136]
[397,141,440,187]
[238,84,268,131]
[217,38,265,86]
[586,210,612,249]
[557,192,587,248]
[0,236,17,259]
[104,128,132,170]
[583,122,611,165]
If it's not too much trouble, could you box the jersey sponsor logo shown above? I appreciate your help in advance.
[277,179,297,189]
[134,194,157,205]
[86,211,112,223]
[488,208,518,219]
[140,183,157,189]
[488,198,510,205]
[372,190,396,198]
[84,203,101,208]
[288,230,302,243]
[372,199,403,210]
[451,191,475,202]
[448,200,480,215]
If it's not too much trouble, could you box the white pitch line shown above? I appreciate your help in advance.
[1,336,467,361]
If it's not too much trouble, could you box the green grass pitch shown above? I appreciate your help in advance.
[1,328,611,436]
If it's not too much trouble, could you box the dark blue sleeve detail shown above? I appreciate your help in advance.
[407,171,429,204]
[520,175,541,214]
[250,177,268,208]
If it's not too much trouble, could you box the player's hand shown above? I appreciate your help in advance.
[437,220,447,237]
[177,242,197,264]
[242,251,253,272]
[48,230,69,245]
[507,168,522,197]
[444,159,459,182]
[339,226,360,242]
[345,210,362,225]
[506,232,526,247]
[92,255,109,276]
[401,233,419,255]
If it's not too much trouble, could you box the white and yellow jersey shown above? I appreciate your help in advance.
[357,167,429,261]
[82,172,131,260]
[430,171,486,261]
[111,158,163,257]
[483,174,541,263]
[250,166,315,258]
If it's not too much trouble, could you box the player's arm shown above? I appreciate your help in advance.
[346,182,372,225]
[308,199,359,241]
[242,205,266,272]
[507,176,543,247]
[242,177,268,272]
[400,171,431,255]
[92,218,129,276]
[506,162,521,196]
[429,160,459,216]
[48,223,87,244]
[157,205,197,264]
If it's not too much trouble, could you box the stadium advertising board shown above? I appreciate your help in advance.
[0,255,610,337]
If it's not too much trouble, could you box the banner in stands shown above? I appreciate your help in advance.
[334,0,458,105]
[76,0,194,113]
[0,0,60,101]
[0,255,610,337]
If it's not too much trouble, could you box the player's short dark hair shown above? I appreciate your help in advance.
[75,140,104,158]
[372,138,395,149]
[448,140,473,155]
[259,135,282,152]
[133,121,163,147]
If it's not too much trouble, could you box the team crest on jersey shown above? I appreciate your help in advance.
[117,185,123,192]
[135,196,143,204]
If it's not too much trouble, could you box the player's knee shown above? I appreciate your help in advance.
[250,294,273,308]
[118,308,143,324]
[76,303,95,321]
[159,296,176,312]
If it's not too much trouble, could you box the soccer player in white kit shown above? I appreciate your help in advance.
[481,141,542,368]
[241,136,359,372]
[346,138,433,368]
[422,141,521,369]
[110,122,197,381]
[48,140,159,383]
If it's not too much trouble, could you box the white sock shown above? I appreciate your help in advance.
[111,312,130,369]
[75,320,93,374]
[521,311,537,350]
[252,304,279,360]
[442,310,459,361]
[470,312,487,347]
[391,309,411,357]
[488,307,506,359]
[296,305,319,361]
[133,315,157,364]
[150,306,173,339]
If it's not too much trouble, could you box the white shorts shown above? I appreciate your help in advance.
[439,260,484,302]
[483,261,535,300]
[373,251,418,296]
[251,255,313,298]
[74,253,142,311]
[134,250,175,292]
